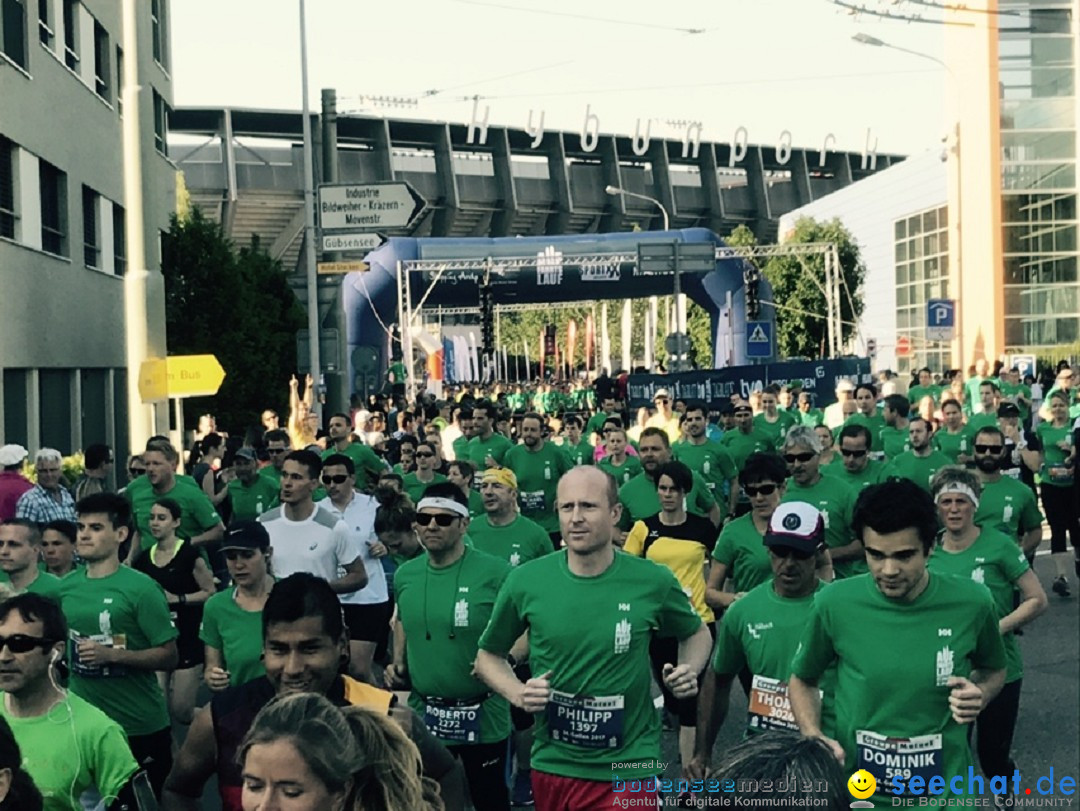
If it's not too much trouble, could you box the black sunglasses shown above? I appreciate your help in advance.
[224,549,260,561]
[321,474,349,485]
[783,452,816,464]
[840,449,868,458]
[129,467,146,475]
[415,452,435,458]
[769,545,815,561]
[974,444,1004,454]
[415,513,460,527]
[744,483,779,497]
[0,634,57,654]
[267,447,288,455]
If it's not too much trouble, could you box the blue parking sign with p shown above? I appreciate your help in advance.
[926,299,955,342]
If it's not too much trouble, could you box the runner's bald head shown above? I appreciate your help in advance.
[559,466,618,509]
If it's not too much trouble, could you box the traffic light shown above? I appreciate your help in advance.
[480,280,494,351]
[744,263,761,320]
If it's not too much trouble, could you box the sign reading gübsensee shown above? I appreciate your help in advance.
[318,182,426,231]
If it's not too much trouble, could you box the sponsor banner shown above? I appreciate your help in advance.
[627,357,872,410]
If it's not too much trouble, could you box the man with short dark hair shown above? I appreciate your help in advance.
[161,573,465,811]
[0,592,140,809]
[73,443,113,501]
[827,424,885,491]
[259,429,291,488]
[789,479,1007,807]
[257,450,367,594]
[674,402,738,519]
[225,447,279,522]
[880,394,911,460]
[618,427,720,531]
[466,401,513,472]
[882,417,952,493]
[971,426,1043,556]
[322,411,388,489]
[504,414,573,543]
[62,492,179,798]
[846,383,885,456]
[41,519,80,577]
[969,381,1002,435]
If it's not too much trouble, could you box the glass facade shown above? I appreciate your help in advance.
[999,1,1079,351]
[895,205,952,375]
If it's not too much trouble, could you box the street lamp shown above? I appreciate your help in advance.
[605,185,670,231]
[852,32,963,372]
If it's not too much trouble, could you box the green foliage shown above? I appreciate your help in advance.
[162,207,306,432]
[761,217,865,358]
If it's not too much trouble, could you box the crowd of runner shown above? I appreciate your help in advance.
[0,358,1075,810]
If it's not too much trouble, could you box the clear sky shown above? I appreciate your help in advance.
[171,0,952,156]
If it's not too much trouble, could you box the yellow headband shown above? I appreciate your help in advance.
[482,467,518,490]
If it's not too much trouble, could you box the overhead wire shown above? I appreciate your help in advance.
[450,0,711,34]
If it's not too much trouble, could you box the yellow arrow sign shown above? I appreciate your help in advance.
[138,355,226,402]
[318,260,369,275]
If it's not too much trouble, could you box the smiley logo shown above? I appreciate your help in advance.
[848,769,877,799]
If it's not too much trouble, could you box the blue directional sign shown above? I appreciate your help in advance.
[746,320,774,359]
[926,299,956,342]
[1010,354,1036,379]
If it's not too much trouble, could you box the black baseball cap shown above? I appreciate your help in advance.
[222,520,271,550]
[997,403,1020,419]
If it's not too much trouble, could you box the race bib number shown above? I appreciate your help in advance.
[547,690,624,749]
[520,490,547,513]
[856,731,943,795]
[69,630,127,678]
[423,699,483,744]
[747,675,799,732]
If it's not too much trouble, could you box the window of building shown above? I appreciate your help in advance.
[39,158,67,256]
[152,89,169,155]
[1,0,27,69]
[82,184,99,267]
[112,203,125,275]
[37,0,51,47]
[893,203,950,375]
[61,0,76,69]
[115,44,123,115]
[92,19,108,101]
[150,0,167,70]
[0,135,15,239]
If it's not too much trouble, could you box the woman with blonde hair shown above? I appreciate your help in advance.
[238,692,442,811]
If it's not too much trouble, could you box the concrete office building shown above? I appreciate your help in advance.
[779,150,949,375]
[0,0,174,467]
[946,0,1079,364]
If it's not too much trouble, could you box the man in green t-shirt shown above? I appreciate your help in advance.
[322,412,389,489]
[585,396,620,444]
[259,429,291,488]
[967,380,1001,436]
[226,447,280,521]
[618,428,720,531]
[560,415,594,467]
[401,441,449,503]
[789,479,1007,808]
[386,483,514,811]
[124,441,224,563]
[826,424,885,491]
[963,358,994,416]
[752,387,797,451]
[908,368,943,410]
[504,413,573,540]
[880,394,912,460]
[465,400,513,473]
[795,392,825,427]
[0,592,140,810]
[693,502,830,774]
[720,402,772,472]
[881,417,952,493]
[475,466,712,803]
[781,426,862,578]
[971,427,1043,554]
[674,402,738,518]
[63,492,179,798]
[998,368,1032,424]
[0,519,62,598]
[470,468,553,567]
[848,383,886,455]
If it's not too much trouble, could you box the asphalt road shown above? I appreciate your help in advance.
[655,547,1079,798]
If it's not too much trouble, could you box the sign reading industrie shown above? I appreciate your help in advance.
[627,357,872,410]
[318,183,426,231]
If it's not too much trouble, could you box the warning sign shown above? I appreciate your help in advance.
[746,320,773,358]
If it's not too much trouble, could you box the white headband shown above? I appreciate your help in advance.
[417,497,470,519]
[935,483,980,508]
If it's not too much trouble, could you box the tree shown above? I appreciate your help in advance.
[761,217,865,359]
[162,207,306,432]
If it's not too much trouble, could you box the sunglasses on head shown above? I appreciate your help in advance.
[744,483,779,497]
[769,545,815,561]
[783,452,815,464]
[974,444,1003,454]
[224,548,260,561]
[321,474,349,485]
[0,634,57,654]
[415,513,460,527]
[840,448,868,458]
